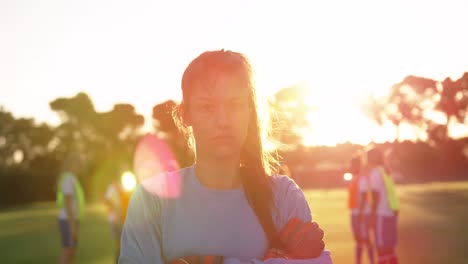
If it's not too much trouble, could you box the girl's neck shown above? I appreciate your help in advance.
[194,157,241,190]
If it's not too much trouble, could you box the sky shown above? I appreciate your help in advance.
[1,0,468,145]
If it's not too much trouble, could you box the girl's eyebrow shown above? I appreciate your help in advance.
[192,98,213,102]
[192,96,248,102]
[229,96,249,102]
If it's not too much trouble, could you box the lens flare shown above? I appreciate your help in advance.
[133,133,181,198]
[344,173,353,181]
[121,171,137,192]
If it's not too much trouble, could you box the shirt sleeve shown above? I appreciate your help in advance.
[119,185,165,264]
[62,174,75,196]
[274,176,313,229]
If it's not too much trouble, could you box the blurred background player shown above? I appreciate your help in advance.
[367,147,400,264]
[104,167,134,264]
[56,152,85,264]
[348,155,375,264]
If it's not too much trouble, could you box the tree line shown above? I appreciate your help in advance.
[1,72,467,207]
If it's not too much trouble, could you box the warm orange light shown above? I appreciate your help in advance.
[121,171,137,192]
[344,173,353,181]
[290,82,396,146]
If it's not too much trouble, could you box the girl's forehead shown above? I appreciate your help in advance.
[189,72,250,100]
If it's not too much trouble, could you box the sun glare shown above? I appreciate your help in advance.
[302,102,383,146]
[344,173,353,181]
[280,78,399,146]
[121,171,137,192]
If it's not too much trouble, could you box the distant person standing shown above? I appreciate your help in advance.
[348,155,375,264]
[367,148,400,264]
[56,153,85,264]
[104,176,132,264]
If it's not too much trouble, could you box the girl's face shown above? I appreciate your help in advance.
[184,72,251,160]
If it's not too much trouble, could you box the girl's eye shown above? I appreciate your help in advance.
[201,104,214,112]
[231,100,248,110]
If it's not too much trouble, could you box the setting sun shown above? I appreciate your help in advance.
[276,81,396,146]
[2,1,467,147]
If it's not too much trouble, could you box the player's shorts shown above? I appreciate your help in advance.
[374,214,398,248]
[351,214,371,241]
[58,219,79,248]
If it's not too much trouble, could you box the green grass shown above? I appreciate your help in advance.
[1,181,467,264]
[0,203,115,264]
[311,181,468,264]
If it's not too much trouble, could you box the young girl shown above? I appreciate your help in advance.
[348,155,374,264]
[119,50,332,264]
[367,148,399,264]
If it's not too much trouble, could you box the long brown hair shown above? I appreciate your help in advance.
[174,50,281,248]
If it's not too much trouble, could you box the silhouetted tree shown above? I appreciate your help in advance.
[0,107,57,206]
[437,73,468,135]
[50,92,144,200]
[386,75,437,141]
[270,83,317,149]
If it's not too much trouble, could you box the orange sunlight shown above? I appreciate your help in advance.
[252,34,464,147]
[3,0,466,148]
[343,173,353,181]
[275,79,397,146]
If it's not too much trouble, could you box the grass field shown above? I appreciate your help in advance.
[1,181,467,264]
